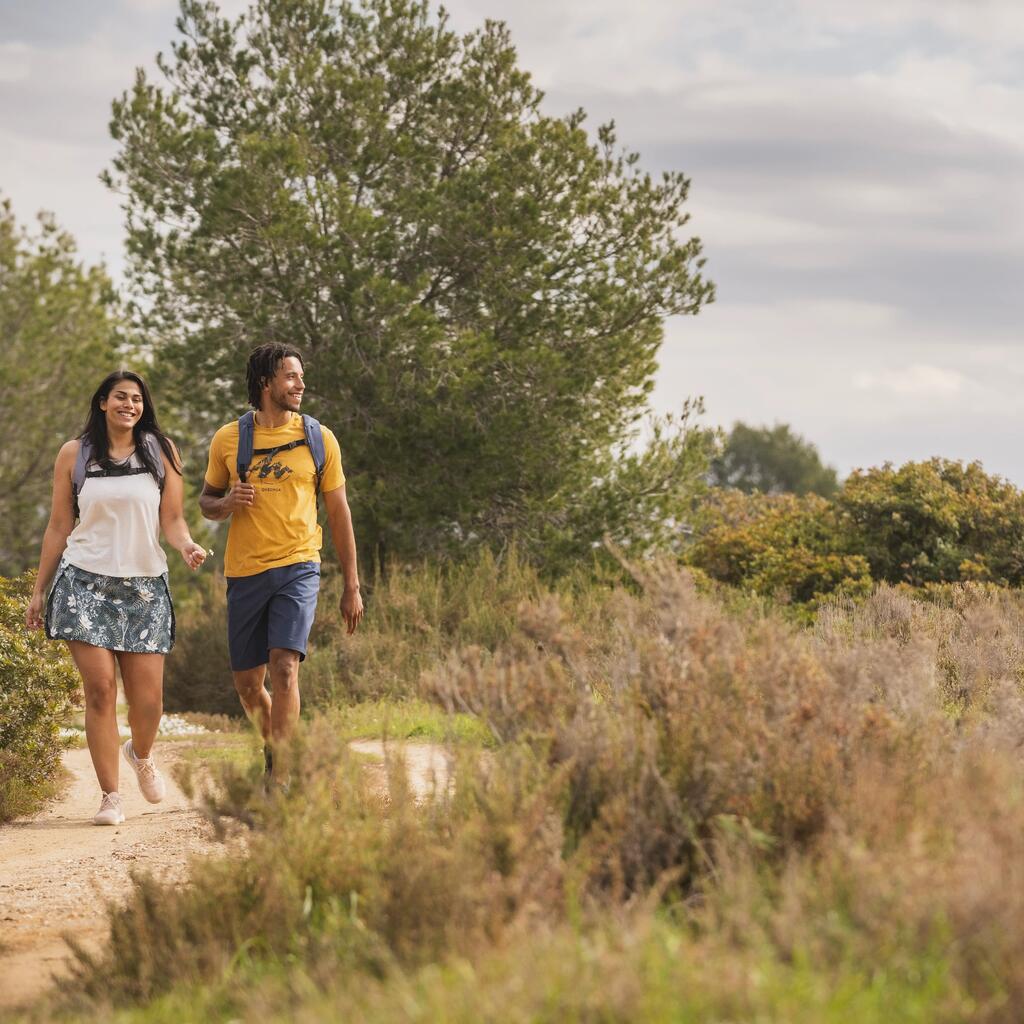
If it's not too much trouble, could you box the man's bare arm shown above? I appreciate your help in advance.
[199,480,256,521]
[322,484,363,633]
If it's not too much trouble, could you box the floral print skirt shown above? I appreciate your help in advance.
[45,560,175,654]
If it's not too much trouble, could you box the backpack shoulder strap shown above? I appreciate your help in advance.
[139,432,167,489]
[301,415,326,494]
[237,411,256,483]
[71,439,91,519]
[71,438,92,496]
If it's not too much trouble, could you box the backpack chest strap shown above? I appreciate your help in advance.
[251,439,307,457]
[236,411,326,492]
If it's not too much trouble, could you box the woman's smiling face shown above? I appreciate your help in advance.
[100,379,144,433]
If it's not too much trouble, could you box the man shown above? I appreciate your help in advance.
[200,344,363,775]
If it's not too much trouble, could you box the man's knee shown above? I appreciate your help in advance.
[268,648,300,691]
[233,668,267,704]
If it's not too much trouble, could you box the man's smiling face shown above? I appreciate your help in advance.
[265,355,305,413]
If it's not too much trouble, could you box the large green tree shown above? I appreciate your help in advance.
[0,199,121,575]
[709,422,839,497]
[106,0,714,570]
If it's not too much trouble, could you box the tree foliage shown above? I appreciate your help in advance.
[688,458,1024,607]
[839,459,1024,587]
[709,422,839,497]
[0,199,121,575]
[687,489,871,609]
[106,0,714,569]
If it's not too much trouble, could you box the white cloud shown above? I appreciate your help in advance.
[858,55,1024,149]
[654,296,1024,477]
[853,364,968,397]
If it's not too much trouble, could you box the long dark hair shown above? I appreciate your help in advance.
[79,370,182,479]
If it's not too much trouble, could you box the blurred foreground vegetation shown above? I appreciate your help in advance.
[7,549,1024,1022]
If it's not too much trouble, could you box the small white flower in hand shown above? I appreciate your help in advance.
[183,543,208,570]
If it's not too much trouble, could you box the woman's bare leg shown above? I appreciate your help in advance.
[117,652,165,759]
[68,641,120,793]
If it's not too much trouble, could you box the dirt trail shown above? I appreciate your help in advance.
[0,737,450,1013]
[349,739,453,801]
[0,743,215,1013]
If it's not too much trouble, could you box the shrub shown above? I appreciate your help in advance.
[0,572,80,821]
[427,564,932,896]
[163,573,239,717]
[65,718,562,1008]
[302,548,605,706]
[58,564,1024,1022]
[685,490,871,609]
[838,459,1024,586]
[691,460,1024,608]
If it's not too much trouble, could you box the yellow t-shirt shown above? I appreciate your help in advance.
[204,414,345,578]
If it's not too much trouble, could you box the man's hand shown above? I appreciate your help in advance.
[200,480,255,521]
[340,585,363,635]
[224,481,256,510]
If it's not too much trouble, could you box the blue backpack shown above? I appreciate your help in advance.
[236,411,327,496]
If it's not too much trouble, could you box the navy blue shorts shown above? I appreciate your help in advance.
[225,561,321,671]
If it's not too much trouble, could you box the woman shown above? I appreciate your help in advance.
[25,371,207,825]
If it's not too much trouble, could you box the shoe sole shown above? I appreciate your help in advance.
[122,740,166,804]
[93,814,125,826]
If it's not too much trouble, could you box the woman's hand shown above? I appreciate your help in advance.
[180,541,209,571]
[25,591,45,631]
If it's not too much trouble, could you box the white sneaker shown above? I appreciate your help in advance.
[122,739,166,803]
[94,791,125,826]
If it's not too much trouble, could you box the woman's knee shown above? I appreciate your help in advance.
[84,678,118,715]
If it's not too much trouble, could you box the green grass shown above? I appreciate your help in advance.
[324,697,492,747]
[35,917,965,1024]
[177,731,255,770]
[0,764,70,823]
[170,699,490,783]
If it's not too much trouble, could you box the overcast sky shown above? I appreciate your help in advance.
[2,0,1023,481]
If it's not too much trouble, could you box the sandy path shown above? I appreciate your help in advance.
[349,739,453,801]
[0,743,215,1013]
[0,737,451,1013]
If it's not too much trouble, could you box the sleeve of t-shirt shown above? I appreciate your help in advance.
[204,425,232,491]
[320,426,346,492]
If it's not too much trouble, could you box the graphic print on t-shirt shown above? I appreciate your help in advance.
[251,454,294,482]
[204,413,345,577]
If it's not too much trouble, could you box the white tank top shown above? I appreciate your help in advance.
[63,449,168,578]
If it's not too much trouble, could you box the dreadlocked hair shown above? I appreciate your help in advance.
[246,343,305,408]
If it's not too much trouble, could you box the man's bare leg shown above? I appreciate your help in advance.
[267,648,301,778]
[233,665,271,741]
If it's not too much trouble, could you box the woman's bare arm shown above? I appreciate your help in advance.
[25,441,79,629]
